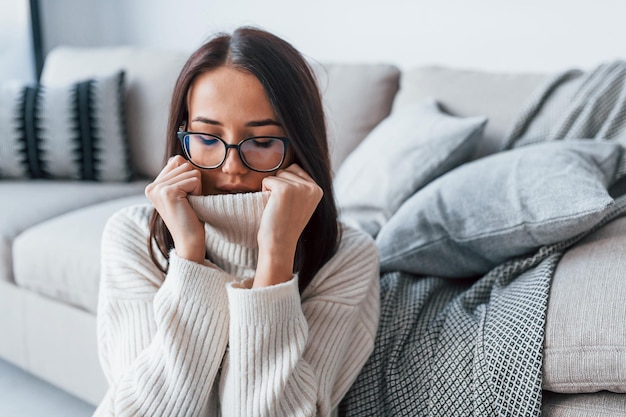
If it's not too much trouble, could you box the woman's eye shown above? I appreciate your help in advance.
[198,135,220,146]
[250,138,276,148]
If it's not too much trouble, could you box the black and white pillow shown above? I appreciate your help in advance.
[0,71,132,181]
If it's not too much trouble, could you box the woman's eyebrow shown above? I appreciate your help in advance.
[191,116,222,126]
[245,119,283,127]
[191,116,282,127]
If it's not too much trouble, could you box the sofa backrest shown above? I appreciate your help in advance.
[41,47,400,179]
[41,46,552,180]
[41,47,190,179]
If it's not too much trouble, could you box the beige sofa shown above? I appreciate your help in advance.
[1,47,625,415]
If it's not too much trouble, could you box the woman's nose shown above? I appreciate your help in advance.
[221,147,248,174]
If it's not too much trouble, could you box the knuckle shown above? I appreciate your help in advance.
[168,155,185,167]
[158,185,176,200]
[145,182,160,198]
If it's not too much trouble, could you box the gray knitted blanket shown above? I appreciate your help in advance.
[339,61,626,417]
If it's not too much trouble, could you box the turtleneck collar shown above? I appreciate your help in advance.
[187,191,270,279]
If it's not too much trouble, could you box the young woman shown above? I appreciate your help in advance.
[94,27,379,417]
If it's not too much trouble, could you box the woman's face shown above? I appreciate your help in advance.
[186,66,292,195]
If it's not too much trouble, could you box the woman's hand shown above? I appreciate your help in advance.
[254,164,323,288]
[145,155,206,264]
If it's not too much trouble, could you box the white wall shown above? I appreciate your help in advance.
[40,0,626,73]
[39,0,128,52]
[0,0,35,81]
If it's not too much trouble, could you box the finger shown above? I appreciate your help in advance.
[171,177,202,196]
[262,172,322,201]
[261,174,293,193]
[175,170,202,196]
[262,172,297,189]
[148,169,201,199]
[153,155,190,181]
[262,163,320,194]
[280,163,307,175]
[153,176,200,196]
[159,168,200,186]
[168,154,188,167]
[159,155,186,174]
[277,163,316,182]
[274,170,316,187]
[154,160,197,184]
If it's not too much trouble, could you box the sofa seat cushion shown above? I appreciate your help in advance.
[0,180,148,283]
[544,215,626,393]
[12,194,148,314]
[542,391,626,417]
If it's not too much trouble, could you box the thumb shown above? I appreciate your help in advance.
[262,175,277,193]
[191,174,203,196]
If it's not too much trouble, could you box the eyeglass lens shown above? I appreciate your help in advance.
[185,134,285,171]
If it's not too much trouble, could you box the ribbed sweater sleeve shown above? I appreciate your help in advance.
[93,205,231,417]
[219,227,380,417]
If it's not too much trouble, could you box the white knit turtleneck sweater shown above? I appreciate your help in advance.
[93,192,379,417]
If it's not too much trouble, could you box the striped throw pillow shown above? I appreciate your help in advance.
[0,71,132,181]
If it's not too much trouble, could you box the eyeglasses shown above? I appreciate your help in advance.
[176,131,290,172]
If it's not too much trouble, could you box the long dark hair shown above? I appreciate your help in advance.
[148,27,340,293]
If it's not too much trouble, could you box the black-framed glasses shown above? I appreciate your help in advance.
[176,131,290,172]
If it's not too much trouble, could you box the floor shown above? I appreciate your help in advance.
[0,358,95,417]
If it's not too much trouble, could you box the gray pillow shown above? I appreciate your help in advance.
[334,98,487,237]
[377,140,622,277]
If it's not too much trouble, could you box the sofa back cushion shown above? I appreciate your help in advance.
[41,47,189,179]
[41,47,401,179]
[394,66,550,158]
[312,62,400,173]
